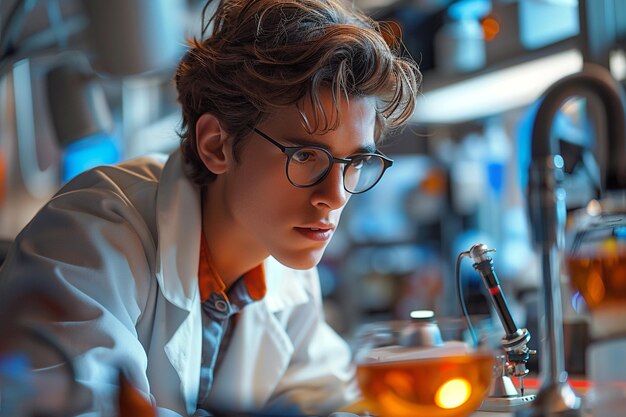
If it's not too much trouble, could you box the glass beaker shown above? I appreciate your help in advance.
[351,315,494,417]
[565,194,626,416]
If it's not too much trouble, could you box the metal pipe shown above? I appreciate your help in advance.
[525,63,626,417]
[531,64,626,192]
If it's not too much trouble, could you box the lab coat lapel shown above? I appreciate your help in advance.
[263,257,311,313]
[154,150,203,415]
[163,302,202,415]
[208,258,311,410]
[207,301,294,410]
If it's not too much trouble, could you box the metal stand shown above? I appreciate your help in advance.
[480,356,536,413]
[482,394,537,413]
[524,146,584,417]
[515,379,581,417]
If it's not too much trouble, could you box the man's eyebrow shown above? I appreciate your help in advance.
[282,136,377,154]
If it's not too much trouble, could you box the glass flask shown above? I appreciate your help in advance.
[350,313,494,417]
[565,194,626,417]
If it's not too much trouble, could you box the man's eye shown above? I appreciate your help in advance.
[351,159,365,169]
[292,149,318,163]
[351,155,371,169]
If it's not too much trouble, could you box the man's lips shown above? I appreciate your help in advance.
[298,223,335,231]
[294,224,335,241]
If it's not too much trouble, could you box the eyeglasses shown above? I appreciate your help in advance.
[251,127,393,194]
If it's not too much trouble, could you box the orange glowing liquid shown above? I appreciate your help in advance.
[567,250,626,310]
[356,354,494,417]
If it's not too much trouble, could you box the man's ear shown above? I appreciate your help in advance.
[195,113,231,175]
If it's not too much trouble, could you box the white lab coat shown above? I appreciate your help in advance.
[0,150,359,416]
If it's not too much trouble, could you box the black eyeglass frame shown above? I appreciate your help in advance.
[251,127,393,194]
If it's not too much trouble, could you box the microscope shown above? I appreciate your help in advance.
[458,244,537,413]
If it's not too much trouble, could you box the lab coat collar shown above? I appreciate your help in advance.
[263,257,311,313]
[155,150,202,312]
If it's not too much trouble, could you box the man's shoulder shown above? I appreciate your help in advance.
[58,153,169,196]
[39,153,174,244]
[114,153,169,182]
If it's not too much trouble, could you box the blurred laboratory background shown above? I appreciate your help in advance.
[2,0,626,377]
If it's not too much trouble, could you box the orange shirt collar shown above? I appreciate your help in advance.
[198,230,267,303]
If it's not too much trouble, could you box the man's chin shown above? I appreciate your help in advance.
[271,249,325,270]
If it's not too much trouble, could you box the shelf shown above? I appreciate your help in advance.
[412,38,584,124]
[412,50,584,124]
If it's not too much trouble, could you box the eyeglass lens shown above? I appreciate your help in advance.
[287,148,385,193]
[346,154,385,193]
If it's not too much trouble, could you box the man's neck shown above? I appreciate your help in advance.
[201,185,268,288]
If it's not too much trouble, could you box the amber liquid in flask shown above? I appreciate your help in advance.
[566,212,626,312]
[356,353,494,417]
[567,246,626,310]
[566,209,626,417]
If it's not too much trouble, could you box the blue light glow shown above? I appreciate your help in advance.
[448,0,490,20]
[62,133,121,183]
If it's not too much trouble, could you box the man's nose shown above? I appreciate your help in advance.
[310,163,349,209]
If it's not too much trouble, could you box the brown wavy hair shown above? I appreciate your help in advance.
[175,0,421,185]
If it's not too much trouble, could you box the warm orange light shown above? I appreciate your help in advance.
[481,16,500,41]
[435,378,472,409]
[420,169,447,196]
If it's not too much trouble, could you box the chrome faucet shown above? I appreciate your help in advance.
[524,63,626,417]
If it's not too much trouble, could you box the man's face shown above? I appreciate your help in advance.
[220,91,377,269]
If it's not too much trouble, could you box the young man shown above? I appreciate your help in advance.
[0,0,420,415]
